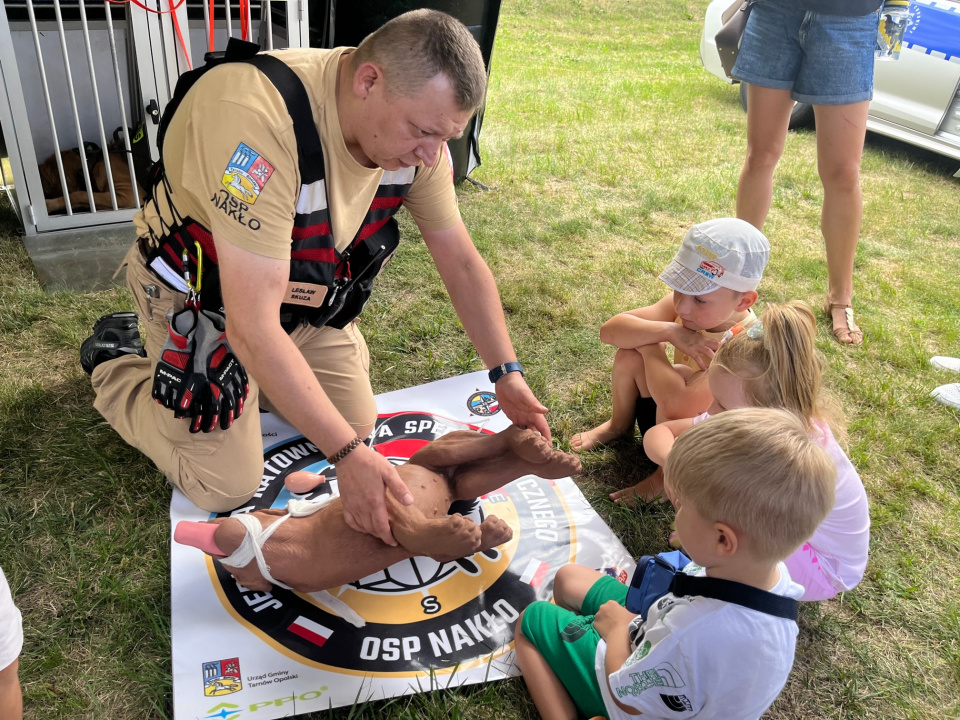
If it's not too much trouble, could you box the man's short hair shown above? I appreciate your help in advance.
[351,9,487,113]
[663,408,836,563]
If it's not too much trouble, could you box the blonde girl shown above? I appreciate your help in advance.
[640,301,869,601]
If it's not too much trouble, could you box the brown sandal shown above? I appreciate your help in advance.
[824,302,863,346]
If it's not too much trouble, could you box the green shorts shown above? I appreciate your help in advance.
[520,575,629,718]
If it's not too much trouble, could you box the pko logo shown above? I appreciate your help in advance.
[205,689,328,718]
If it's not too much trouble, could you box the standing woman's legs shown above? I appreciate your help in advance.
[736,84,796,229]
[813,100,870,345]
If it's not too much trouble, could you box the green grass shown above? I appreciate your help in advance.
[3,0,960,716]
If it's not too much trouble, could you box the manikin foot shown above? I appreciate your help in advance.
[478,515,513,550]
[401,513,485,562]
[507,427,575,469]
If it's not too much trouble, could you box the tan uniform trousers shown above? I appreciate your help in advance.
[91,242,378,512]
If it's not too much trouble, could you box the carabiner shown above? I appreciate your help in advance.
[182,241,204,308]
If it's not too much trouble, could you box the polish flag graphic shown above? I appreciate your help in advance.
[288,616,334,647]
[519,559,550,588]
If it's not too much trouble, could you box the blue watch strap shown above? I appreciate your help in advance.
[488,361,524,384]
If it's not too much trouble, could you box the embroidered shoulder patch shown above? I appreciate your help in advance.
[221,142,275,205]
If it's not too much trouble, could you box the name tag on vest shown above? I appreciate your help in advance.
[285,282,328,307]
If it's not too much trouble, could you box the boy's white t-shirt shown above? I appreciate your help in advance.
[595,562,803,720]
[0,566,23,670]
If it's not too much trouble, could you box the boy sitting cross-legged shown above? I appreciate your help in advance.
[515,408,836,720]
[571,219,769,465]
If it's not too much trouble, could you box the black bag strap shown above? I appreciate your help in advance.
[157,37,261,154]
[150,40,326,209]
[669,572,799,621]
[160,41,322,171]
[241,54,326,184]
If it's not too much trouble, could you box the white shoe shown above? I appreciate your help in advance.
[930,356,960,373]
[932,383,960,410]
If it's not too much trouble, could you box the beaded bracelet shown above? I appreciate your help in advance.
[329,436,362,464]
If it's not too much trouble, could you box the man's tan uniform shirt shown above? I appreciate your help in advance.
[134,47,461,263]
[107,49,462,511]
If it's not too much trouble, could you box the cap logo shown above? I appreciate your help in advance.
[695,245,718,260]
[697,260,724,279]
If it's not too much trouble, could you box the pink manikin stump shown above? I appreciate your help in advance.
[175,425,581,594]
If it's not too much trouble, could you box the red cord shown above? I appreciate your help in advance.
[239,0,249,41]
[208,0,215,51]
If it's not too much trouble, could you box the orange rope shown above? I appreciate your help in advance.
[106,0,185,15]
[170,0,192,69]
[106,0,191,69]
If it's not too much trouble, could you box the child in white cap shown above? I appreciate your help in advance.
[571,218,769,501]
[0,566,23,719]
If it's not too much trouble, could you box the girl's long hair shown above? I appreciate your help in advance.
[712,301,846,442]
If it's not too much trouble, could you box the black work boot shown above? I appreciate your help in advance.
[80,311,146,375]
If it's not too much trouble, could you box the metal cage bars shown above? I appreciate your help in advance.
[0,0,309,234]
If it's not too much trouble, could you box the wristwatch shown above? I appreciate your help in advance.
[488,362,524,384]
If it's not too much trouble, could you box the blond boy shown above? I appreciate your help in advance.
[572,219,769,467]
[516,408,836,720]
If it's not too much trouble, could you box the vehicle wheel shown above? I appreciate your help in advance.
[739,82,815,130]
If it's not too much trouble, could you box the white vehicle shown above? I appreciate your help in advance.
[700,0,960,177]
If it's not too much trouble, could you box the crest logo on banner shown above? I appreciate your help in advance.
[466,390,499,416]
[202,658,242,696]
[210,407,574,676]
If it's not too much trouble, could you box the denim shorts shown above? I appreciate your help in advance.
[732,0,880,105]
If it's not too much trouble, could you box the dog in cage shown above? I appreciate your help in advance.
[39,125,148,215]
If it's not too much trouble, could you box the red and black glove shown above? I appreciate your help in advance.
[151,308,249,433]
[192,310,249,433]
[152,307,206,421]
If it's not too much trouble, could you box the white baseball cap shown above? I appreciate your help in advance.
[658,218,770,296]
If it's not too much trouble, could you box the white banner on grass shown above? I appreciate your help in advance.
[170,371,635,719]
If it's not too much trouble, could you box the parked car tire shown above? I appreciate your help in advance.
[739,82,816,129]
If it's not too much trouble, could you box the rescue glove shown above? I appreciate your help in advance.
[191,309,249,433]
[152,306,206,420]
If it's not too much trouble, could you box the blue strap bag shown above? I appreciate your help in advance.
[625,550,692,618]
[625,550,798,621]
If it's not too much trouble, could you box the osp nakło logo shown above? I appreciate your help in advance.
[207,410,577,676]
